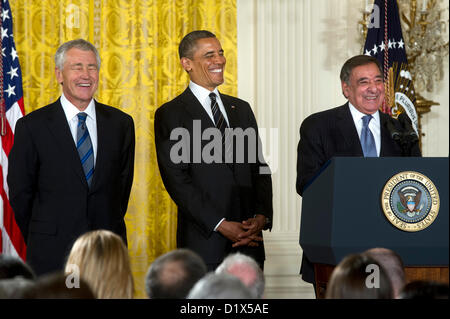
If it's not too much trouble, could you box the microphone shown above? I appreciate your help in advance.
[398,112,418,143]
[386,117,402,142]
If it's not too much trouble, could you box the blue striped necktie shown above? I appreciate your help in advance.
[76,112,94,187]
[361,114,377,157]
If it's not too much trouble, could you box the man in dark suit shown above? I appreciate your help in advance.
[296,55,421,285]
[7,39,135,276]
[154,30,273,271]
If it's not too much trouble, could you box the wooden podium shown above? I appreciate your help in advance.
[299,157,449,298]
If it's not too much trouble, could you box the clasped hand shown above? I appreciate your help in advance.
[217,214,266,247]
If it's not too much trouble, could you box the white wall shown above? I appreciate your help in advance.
[237,0,449,299]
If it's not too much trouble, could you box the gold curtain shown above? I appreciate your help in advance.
[10,0,237,298]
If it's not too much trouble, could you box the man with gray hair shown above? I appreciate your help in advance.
[187,273,253,299]
[216,252,265,298]
[145,248,207,299]
[8,39,135,276]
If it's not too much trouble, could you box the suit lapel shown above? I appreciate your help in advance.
[180,88,216,128]
[219,93,239,129]
[335,103,364,156]
[90,101,107,191]
[45,99,87,187]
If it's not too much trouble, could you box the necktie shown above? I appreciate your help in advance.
[209,93,232,163]
[77,112,94,187]
[361,114,377,157]
[209,93,227,136]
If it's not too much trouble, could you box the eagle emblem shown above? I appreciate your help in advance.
[382,171,440,232]
[398,186,422,217]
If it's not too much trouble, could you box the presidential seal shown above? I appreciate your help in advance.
[381,171,440,232]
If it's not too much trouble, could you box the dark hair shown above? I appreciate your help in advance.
[340,55,383,84]
[325,253,393,299]
[179,30,216,59]
[20,272,95,299]
[400,280,449,299]
[0,255,35,280]
[145,248,207,299]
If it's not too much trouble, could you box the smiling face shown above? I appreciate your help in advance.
[342,63,385,115]
[55,48,99,110]
[181,37,226,91]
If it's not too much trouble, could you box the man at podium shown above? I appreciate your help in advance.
[296,55,421,286]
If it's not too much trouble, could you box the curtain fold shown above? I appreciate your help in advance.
[10,0,237,298]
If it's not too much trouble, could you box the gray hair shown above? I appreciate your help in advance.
[187,273,253,299]
[216,253,265,298]
[55,39,101,70]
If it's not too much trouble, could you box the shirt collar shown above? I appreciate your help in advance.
[189,81,220,104]
[348,102,380,124]
[60,93,96,122]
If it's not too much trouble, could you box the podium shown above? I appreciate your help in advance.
[299,157,449,298]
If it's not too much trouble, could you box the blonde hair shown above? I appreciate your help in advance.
[65,230,134,299]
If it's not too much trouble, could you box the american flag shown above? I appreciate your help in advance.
[0,0,26,260]
[363,0,419,134]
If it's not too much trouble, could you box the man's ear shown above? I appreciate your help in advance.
[341,81,349,99]
[180,57,192,73]
[55,67,63,85]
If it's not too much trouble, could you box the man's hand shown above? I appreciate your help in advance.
[239,214,266,239]
[217,219,264,247]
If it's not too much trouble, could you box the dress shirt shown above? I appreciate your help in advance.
[189,81,230,127]
[60,93,98,165]
[348,102,381,157]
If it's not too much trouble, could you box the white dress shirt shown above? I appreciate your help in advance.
[60,93,98,165]
[189,81,230,126]
[189,81,229,231]
[348,102,381,156]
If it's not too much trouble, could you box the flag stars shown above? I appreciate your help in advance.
[1,8,9,21]
[5,84,16,97]
[1,27,8,40]
[398,39,404,49]
[379,41,386,52]
[10,47,18,61]
[372,44,378,54]
[7,66,18,80]
[364,49,372,56]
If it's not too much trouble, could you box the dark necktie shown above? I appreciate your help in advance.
[209,93,233,163]
[209,93,227,136]
[361,114,377,157]
[77,112,94,187]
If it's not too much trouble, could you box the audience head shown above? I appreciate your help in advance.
[145,248,207,299]
[325,253,393,299]
[187,272,253,299]
[216,252,265,298]
[0,254,35,280]
[399,280,449,299]
[364,247,405,298]
[20,272,95,299]
[65,230,134,299]
[0,277,34,298]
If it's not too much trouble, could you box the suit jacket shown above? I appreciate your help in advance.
[7,99,135,275]
[296,103,421,283]
[154,88,273,266]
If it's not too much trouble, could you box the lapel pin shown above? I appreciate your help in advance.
[231,105,235,109]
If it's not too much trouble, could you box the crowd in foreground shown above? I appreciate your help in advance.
[0,229,448,299]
